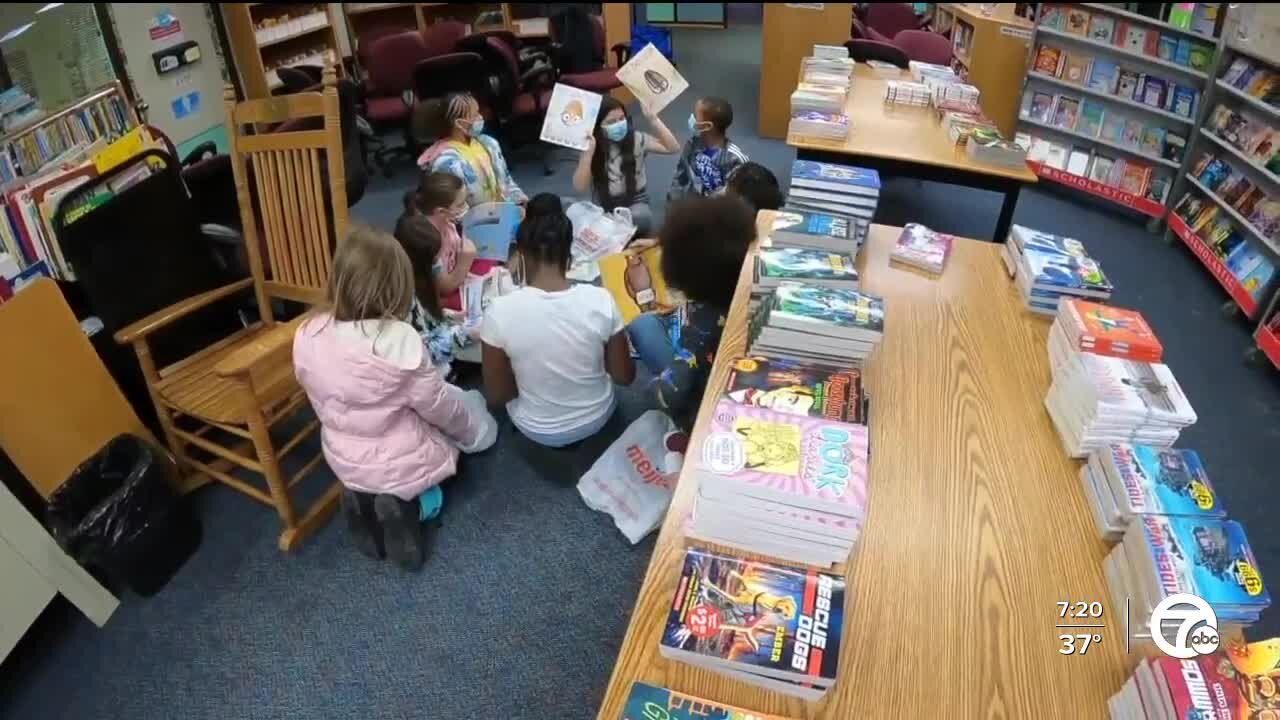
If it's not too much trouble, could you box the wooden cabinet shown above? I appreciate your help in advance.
[222,3,344,99]
[935,3,1035,137]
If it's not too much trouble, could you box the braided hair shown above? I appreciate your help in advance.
[412,92,477,142]
[515,192,574,272]
[590,96,637,202]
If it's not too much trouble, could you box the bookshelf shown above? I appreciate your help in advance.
[0,82,136,185]
[1251,294,1280,368]
[1165,36,1280,321]
[1016,3,1226,220]
[221,3,343,98]
[932,4,1035,137]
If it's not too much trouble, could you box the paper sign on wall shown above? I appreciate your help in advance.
[616,43,689,114]
[149,10,184,49]
[171,90,200,120]
[540,83,602,151]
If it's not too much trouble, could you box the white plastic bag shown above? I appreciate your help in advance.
[566,201,636,262]
[447,386,498,454]
[577,410,684,544]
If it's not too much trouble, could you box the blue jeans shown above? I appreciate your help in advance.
[516,396,619,448]
[627,312,676,375]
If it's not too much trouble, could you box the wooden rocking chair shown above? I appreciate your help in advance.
[114,65,348,551]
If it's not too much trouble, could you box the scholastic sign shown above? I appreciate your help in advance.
[1027,161,1166,218]
[1168,213,1258,316]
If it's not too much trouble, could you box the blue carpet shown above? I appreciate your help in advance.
[6,17,1280,720]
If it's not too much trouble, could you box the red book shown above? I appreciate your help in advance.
[1060,298,1163,361]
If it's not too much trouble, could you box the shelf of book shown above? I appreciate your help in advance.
[1027,71,1194,124]
[1037,27,1209,80]
[1168,209,1260,315]
[1185,174,1280,255]
[1215,78,1280,120]
[1079,3,1218,41]
[1027,159,1167,217]
[1022,116,1180,168]
[1199,128,1280,187]
[1256,320,1280,368]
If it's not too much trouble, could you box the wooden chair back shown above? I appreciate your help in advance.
[224,63,348,319]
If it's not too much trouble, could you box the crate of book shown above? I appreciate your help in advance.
[1110,640,1280,720]
[1044,350,1196,458]
[1079,443,1226,543]
[620,681,794,720]
[766,208,866,253]
[889,222,953,274]
[754,246,858,292]
[658,548,845,700]
[1169,189,1275,316]
[749,282,884,368]
[786,160,880,222]
[1001,224,1113,316]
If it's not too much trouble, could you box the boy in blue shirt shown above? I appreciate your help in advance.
[669,97,749,200]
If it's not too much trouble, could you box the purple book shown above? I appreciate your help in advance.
[696,399,869,518]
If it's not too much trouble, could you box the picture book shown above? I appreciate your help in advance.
[1236,186,1265,217]
[769,209,854,249]
[1242,256,1276,298]
[460,202,521,262]
[1141,76,1167,108]
[889,222,953,274]
[1033,45,1063,76]
[1249,199,1280,240]
[600,246,678,323]
[1223,57,1252,87]
[621,681,794,720]
[789,160,880,197]
[1062,52,1092,85]
[1087,13,1116,43]
[725,356,865,424]
[1137,515,1270,621]
[1188,43,1212,71]
[1146,174,1170,203]
[1066,147,1091,176]
[1227,242,1266,278]
[1139,126,1166,157]
[1028,137,1053,163]
[1119,162,1151,195]
[1123,25,1148,53]
[1175,37,1192,66]
[616,42,689,114]
[1065,7,1091,35]
[1086,59,1120,93]
[1028,91,1055,122]
[1045,142,1069,169]
[1143,30,1160,57]
[540,83,602,150]
[756,247,858,287]
[1107,444,1224,517]
[1225,639,1280,718]
[660,548,846,684]
[1162,131,1186,163]
[1117,70,1142,101]
[1061,298,1163,359]
[1051,95,1081,129]
[1170,83,1197,118]
[1039,4,1067,31]
[1088,155,1115,183]
[1151,655,1242,720]
[1157,34,1177,61]
[1100,113,1126,143]
[769,282,884,339]
[1077,99,1105,137]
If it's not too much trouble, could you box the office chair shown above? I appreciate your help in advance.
[893,30,953,66]
[422,18,468,58]
[866,3,921,39]
[845,39,910,68]
[411,51,491,146]
[458,33,556,174]
[276,64,323,94]
[364,30,432,175]
[548,7,628,94]
[851,16,892,42]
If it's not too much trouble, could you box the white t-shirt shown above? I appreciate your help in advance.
[480,284,623,436]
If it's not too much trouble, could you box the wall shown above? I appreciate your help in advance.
[0,4,115,114]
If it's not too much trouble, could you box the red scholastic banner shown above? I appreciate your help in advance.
[1256,323,1280,369]
[1168,212,1259,316]
[1027,161,1167,218]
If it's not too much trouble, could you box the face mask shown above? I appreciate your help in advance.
[448,206,466,222]
[688,114,710,134]
[466,118,484,137]
[603,120,628,142]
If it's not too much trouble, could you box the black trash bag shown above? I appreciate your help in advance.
[46,434,201,597]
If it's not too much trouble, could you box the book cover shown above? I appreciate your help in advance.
[1066,147,1091,176]
[1120,162,1151,195]
[1039,4,1067,31]
[1122,118,1145,147]
[1045,142,1069,169]
[1154,656,1242,720]
[1087,14,1116,43]
[1100,113,1126,143]
[1145,174,1170,203]
[726,356,865,424]
[757,247,857,283]
[1087,59,1120,93]
[1139,515,1270,617]
[1028,91,1055,122]
[661,548,844,685]
[1124,25,1148,53]
[1023,247,1112,294]
[1157,34,1178,61]
[1175,37,1192,66]
[1062,52,1092,85]
[1141,76,1167,108]
[770,281,884,334]
[1117,70,1142,99]
[1052,95,1081,129]
[1170,84,1197,118]
[599,246,678,324]
[770,209,853,243]
[1028,137,1053,163]
[615,42,689,114]
[1066,7,1091,35]
[697,399,869,517]
[540,83,603,151]
[1139,126,1166,157]
[1107,444,1224,517]
[1223,57,1252,86]
[1063,298,1162,357]
[789,160,881,196]
[1033,45,1063,76]
[621,681,795,720]
[1088,155,1115,182]
[1188,43,1212,71]
[889,222,953,272]
[1242,256,1276,298]
[1077,99,1105,136]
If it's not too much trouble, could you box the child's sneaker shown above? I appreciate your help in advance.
[341,488,384,560]
[374,494,427,571]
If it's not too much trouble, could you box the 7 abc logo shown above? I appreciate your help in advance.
[1149,593,1220,659]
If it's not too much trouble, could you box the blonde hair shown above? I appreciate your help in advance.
[328,223,415,324]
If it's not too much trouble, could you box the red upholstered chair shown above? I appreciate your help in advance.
[364,30,432,172]
[866,3,920,40]
[893,30,953,66]
[459,32,556,173]
[549,10,628,94]
[422,19,468,58]
[845,39,910,69]
[851,16,892,42]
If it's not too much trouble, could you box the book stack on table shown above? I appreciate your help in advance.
[1001,224,1113,316]
[789,54,853,140]
[1079,442,1224,544]
[786,159,880,222]
[1110,639,1280,720]
[753,245,859,294]
[1046,297,1163,377]
[749,281,884,369]
[766,207,868,253]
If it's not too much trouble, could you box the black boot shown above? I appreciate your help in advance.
[374,494,427,571]
[341,488,385,560]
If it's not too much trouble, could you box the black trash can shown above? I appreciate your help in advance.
[46,434,201,597]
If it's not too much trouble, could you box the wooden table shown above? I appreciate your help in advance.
[597,214,1127,719]
[788,65,1038,242]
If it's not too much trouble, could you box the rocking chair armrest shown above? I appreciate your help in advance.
[115,278,255,346]
[214,313,309,378]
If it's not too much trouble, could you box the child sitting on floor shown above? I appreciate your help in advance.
[293,224,496,570]
[627,195,757,430]
[392,212,464,372]
[670,96,749,200]
[401,172,503,311]
[480,193,635,447]
[415,93,527,208]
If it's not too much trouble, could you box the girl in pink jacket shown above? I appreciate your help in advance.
[294,224,496,570]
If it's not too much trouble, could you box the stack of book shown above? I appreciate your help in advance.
[787,110,850,140]
[966,127,1029,167]
[932,82,981,114]
[885,80,932,107]
[787,159,880,221]
[1111,640,1280,720]
[768,208,866,253]
[621,682,791,720]
[942,109,996,143]
[754,246,858,293]
[749,281,885,369]
[889,222,953,274]
[1104,515,1270,633]
[790,81,847,115]
[801,55,854,91]
[724,355,868,425]
[1045,348,1196,458]
[908,60,956,84]
[1051,297,1163,369]
[1080,442,1225,543]
[659,548,846,700]
[1002,224,1113,316]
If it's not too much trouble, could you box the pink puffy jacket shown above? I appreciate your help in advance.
[293,314,481,500]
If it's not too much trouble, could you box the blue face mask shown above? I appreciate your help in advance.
[603,120,628,142]
[687,113,699,133]
[468,118,485,137]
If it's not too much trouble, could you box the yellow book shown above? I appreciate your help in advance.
[92,127,159,174]
[598,245,677,323]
